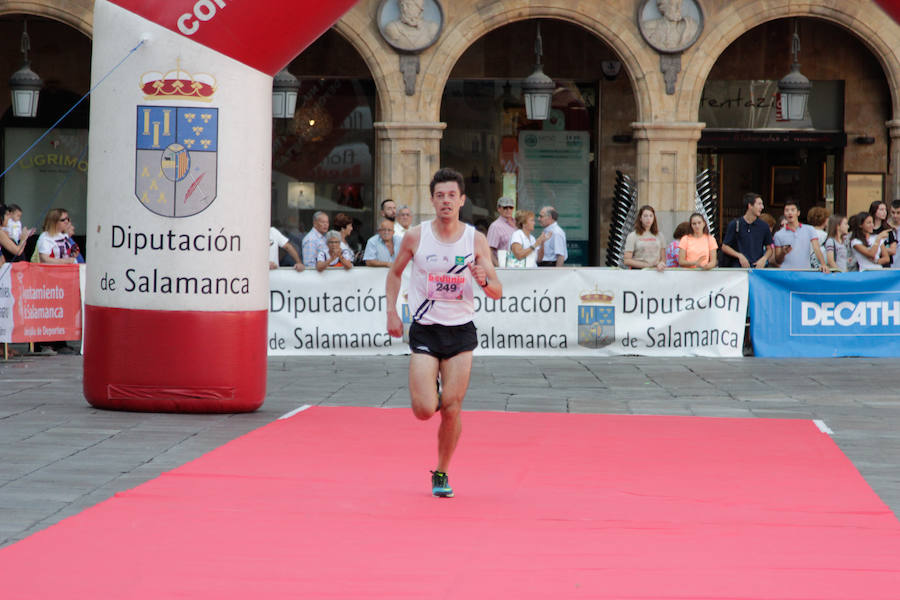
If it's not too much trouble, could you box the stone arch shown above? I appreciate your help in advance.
[331,17,389,120]
[679,1,900,122]
[417,1,655,123]
[0,1,92,37]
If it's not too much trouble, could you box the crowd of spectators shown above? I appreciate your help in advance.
[269,193,900,274]
[1,204,80,355]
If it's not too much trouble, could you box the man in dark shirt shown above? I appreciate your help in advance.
[721,192,773,268]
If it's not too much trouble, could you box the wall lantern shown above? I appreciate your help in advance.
[777,20,811,121]
[272,67,300,119]
[522,22,555,121]
[9,20,42,118]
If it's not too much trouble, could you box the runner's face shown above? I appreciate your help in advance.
[431,182,464,218]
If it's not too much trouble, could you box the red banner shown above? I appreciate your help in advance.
[0,263,82,343]
[108,0,359,76]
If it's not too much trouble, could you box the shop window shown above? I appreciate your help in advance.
[440,79,594,264]
[271,78,375,257]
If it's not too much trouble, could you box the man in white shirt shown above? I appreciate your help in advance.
[301,211,329,268]
[269,226,304,271]
[386,168,501,499]
[773,200,828,272]
[537,206,568,267]
[395,205,412,237]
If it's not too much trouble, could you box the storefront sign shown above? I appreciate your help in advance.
[2,128,88,234]
[268,268,748,357]
[750,270,900,357]
[699,130,846,149]
[699,80,843,130]
[0,263,82,343]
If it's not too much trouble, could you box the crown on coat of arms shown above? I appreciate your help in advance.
[140,60,216,102]
[580,288,614,303]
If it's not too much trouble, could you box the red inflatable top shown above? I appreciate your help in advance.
[876,0,900,25]
[110,0,358,75]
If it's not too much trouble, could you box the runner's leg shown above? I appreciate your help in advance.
[409,352,441,420]
[436,350,473,472]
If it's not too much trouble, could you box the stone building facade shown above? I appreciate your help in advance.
[2,0,900,264]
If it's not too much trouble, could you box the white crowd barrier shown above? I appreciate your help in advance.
[268,268,749,357]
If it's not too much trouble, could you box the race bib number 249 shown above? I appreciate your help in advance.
[426,272,465,301]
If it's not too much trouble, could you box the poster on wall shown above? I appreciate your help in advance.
[516,130,589,263]
[2,128,88,232]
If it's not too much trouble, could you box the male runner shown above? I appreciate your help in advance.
[386,168,502,498]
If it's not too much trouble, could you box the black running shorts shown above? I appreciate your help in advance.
[409,321,477,360]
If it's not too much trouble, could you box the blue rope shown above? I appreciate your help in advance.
[0,39,145,182]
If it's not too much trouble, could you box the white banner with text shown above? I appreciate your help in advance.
[267,268,749,357]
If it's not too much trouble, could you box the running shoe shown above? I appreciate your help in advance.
[431,470,454,498]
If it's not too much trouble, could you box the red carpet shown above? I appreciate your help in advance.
[3,407,899,598]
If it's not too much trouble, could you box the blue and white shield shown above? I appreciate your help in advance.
[577,305,615,348]
[135,106,218,217]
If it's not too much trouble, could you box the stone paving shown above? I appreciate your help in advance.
[1,353,899,548]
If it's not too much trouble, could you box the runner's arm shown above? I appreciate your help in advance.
[471,231,502,299]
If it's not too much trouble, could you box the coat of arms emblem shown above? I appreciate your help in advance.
[135,106,218,217]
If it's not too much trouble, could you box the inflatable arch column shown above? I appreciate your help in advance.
[84,0,356,412]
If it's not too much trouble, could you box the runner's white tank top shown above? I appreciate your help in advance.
[408,220,476,326]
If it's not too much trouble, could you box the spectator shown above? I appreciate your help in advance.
[301,211,329,268]
[806,206,830,270]
[64,220,85,264]
[678,212,717,269]
[824,214,849,272]
[395,205,413,237]
[364,219,401,267]
[537,206,567,267]
[889,200,900,268]
[665,221,690,267]
[380,199,397,224]
[506,210,550,268]
[34,208,77,355]
[623,205,666,270]
[2,203,24,243]
[0,205,34,263]
[316,230,354,271]
[721,192,773,268]
[333,212,358,262]
[773,200,828,272]
[37,209,77,264]
[870,200,890,234]
[849,211,890,270]
[269,226,304,271]
[486,196,517,266]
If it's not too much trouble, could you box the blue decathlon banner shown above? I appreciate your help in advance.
[749,270,900,357]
